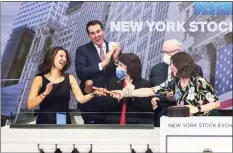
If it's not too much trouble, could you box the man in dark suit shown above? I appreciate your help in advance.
[75,20,120,124]
[150,39,203,127]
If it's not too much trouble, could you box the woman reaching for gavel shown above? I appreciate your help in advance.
[110,52,220,116]
[84,80,112,96]
[27,46,108,124]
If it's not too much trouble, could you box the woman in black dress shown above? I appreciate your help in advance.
[27,46,105,124]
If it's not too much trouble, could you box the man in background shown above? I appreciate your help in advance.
[150,39,203,127]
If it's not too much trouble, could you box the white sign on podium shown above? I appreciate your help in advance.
[160,116,232,153]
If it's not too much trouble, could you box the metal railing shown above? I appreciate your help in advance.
[1,79,30,125]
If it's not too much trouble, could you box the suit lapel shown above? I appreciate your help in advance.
[88,42,101,63]
[88,41,109,63]
[118,79,124,89]
[132,78,142,89]
[163,62,169,79]
[105,40,109,53]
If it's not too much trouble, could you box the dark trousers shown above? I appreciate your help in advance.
[81,112,107,124]
[78,97,107,124]
[36,112,71,124]
[153,101,175,127]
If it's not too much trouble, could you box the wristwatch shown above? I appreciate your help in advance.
[197,105,202,113]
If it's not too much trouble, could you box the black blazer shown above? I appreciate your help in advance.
[100,77,153,124]
[75,41,117,112]
[75,41,116,90]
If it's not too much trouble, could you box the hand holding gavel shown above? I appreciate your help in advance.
[84,80,112,95]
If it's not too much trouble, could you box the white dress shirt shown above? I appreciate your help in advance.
[167,67,172,82]
[93,42,107,71]
[160,66,173,88]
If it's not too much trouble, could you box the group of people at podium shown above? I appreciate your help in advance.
[27,20,220,126]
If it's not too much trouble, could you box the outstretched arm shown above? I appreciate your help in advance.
[112,86,161,98]
[130,87,157,97]
[70,75,105,104]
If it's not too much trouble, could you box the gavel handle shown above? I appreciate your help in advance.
[92,86,112,95]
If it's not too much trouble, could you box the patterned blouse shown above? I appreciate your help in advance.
[155,76,219,116]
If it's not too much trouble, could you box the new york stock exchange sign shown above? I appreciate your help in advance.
[160,116,232,152]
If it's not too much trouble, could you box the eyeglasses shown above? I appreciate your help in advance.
[162,49,180,55]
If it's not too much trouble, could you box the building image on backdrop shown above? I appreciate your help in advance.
[179,2,232,110]
[1,2,232,126]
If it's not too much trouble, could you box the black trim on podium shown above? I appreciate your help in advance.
[38,144,92,153]
[10,124,154,129]
[130,144,153,153]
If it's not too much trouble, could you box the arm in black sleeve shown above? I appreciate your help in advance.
[195,64,203,77]
[105,48,123,78]
[75,47,100,81]
[149,65,167,86]
[105,58,117,78]
[132,81,154,112]
[199,65,203,77]
[149,66,157,86]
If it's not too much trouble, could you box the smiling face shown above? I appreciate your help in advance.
[170,52,196,79]
[87,24,104,46]
[53,50,67,71]
[37,46,71,76]
[169,61,178,77]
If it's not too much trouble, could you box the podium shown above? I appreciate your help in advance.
[160,116,232,152]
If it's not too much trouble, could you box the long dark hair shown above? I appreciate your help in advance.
[37,46,71,76]
[171,52,197,78]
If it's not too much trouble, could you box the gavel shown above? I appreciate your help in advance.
[84,80,112,95]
